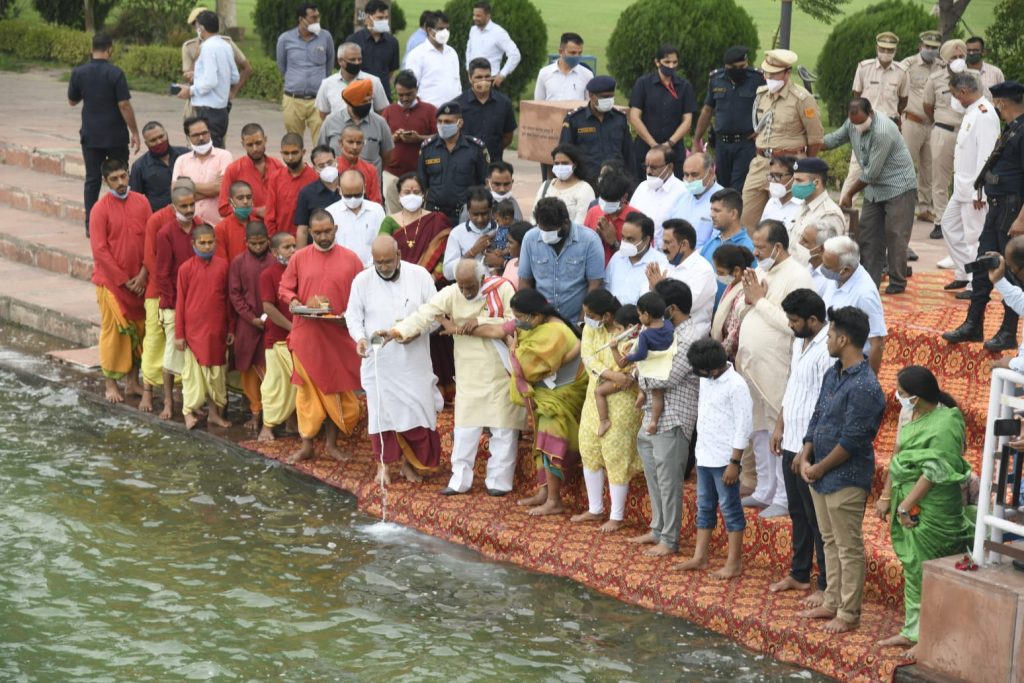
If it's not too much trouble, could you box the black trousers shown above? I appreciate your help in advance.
[969,193,1021,328]
[715,139,756,192]
[782,450,827,589]
[82,144,129,232]
[193,104,231,149]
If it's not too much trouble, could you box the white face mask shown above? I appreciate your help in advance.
[174,210,191,223]
[539,228,563,245]
[551,164,574,181]
[895,391,917,412]
[192,140,213,155]
[853,117,872,133]
[583,316,601,329]
[717,273,734,286]
[319,165,339,184]
[768,181,789,199]
[758,245,780,272]
[491,190,511,202]
[618,241,639,258]
[399,193,424,212]
[342,195,364,210]
[646,175,664,191]
[950,96,967,114]
[433,28,450,45]
[595,97,615,113]
[877,52,893,65]
[306,21,321,35]
[949,58,967,73]
[598,198,620,214]
[372,19,390,33]
[765,78,785,94]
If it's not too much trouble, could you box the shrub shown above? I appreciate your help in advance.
[115,45,182,82]
[33,0,117,29]
[245,56,285,101]
[815,0,941,125]
[607,0,758,102]
[106,0,195,46]
[817,146,851,193]
[440,0,546,102]
[988,0,1024,84]
[253,0,406,59]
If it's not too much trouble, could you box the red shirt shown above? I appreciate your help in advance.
[216,153,286,218]
[259,260,292,348]
[214,214,248,263]
[90,191,152,320]
[337,155,383,205]
[264,164,318,236]
[381,99,437,176]
[155,217,203,309]
[584,202,636,266]
[175,255,233,367]
[144,204,175,299]
[228,249,274,371]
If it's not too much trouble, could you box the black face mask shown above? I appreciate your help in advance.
[340,60,361,76]
[726,68,746,83]
[351,103,372,118]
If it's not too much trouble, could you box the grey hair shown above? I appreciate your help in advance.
[803,222,839,247]
[337,42,362,60]
[823,235,860,270]
[949,71,981,93]
[694,150,715,173]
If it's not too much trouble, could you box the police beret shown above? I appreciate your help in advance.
[876,32,899,49]
[437,101,462,117]
[990,81,1024,99]
[723,45,748,64]
[586,75,617,93]
[793,157,829,175]
[919,31,942,48]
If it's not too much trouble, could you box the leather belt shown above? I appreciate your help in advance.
[904,111,928,124]
[284,91,317,100]
[717,133,750,143]
[756,147,803,158]
[935,122,956,132]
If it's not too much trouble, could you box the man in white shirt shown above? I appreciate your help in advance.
[605,212,668,305]
[647,219,715,336]
[405,11,462,107]
[534,32,590,102]
[770,288,831,603]
[666,152,723,249]
[821,236,887,373]
[798,222,839,300]
[465,1,521,88]
[443,186,498,280]
[629,146,687,247]
[760,155,802,234]
[315,42,389,118]
[987,245,1024,373]
[325,169,385,266]
[176,11,239,148]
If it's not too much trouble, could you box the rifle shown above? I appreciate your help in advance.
[975,118,1024,193]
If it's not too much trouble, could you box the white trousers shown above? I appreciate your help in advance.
[582,468,630,520]
[941,197,987,282]
[449,426,518,493]
[751,429,788,508]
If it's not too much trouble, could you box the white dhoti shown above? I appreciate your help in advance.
[449,426,519,493]
[750,429,787,508]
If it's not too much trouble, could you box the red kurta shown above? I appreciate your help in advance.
[214,214,248,263]
[264,164,318,236]
[278,245,362,394]
[216,153,286,218]
[259,260,292,348]
[228,249,274,371]
[337,155,383,205]
[89,191,151,319]
[175,255,233,366]
[155,217,203,309]
[143,204,175,299]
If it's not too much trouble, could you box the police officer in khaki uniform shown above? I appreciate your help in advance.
[923,39,968,240]
[900,30,944,224]
[841,32,909,199]
[741,49,824,230]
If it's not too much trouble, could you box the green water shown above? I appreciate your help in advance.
[0,366,827,682]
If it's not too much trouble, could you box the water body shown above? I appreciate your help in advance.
[0,368,827,682]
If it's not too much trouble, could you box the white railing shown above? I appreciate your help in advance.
[973,367,1024,565]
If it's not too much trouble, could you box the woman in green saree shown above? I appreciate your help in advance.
[875,365,974,659]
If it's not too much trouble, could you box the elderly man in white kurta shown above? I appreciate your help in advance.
[386,258,525,496]
[737,220,813,517]
[349,236,442,485]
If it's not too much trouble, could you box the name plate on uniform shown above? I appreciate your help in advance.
[517,100,586,164]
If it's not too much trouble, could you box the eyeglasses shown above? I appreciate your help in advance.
[767,173,792,182]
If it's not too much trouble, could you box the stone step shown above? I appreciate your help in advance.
[0,161,87,225]
[0,139,85,180]
[0,255,99,347]
[0,205,93,282]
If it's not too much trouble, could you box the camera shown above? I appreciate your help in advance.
[168,83,182,96]
[965,254,1000,274]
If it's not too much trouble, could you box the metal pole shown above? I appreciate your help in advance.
[779,0,793,50]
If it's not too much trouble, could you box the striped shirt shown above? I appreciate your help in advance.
[823,114,916,202]
[638,317,702,435]
[780,324,832,453]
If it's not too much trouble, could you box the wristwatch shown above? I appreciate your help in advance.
[729,458,742,468]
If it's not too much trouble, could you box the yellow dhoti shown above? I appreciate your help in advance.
[96,286,143,380]
[261,342,297,428]
[240,366,264,413]
[159,308,185,376]
[292,353,360,439]
[141,298,165,387]
[181,347,227,415]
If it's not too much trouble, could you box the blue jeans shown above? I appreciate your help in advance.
[696,465,746,532]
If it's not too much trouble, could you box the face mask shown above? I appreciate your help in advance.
[820,266,843,282]
[313,240,333,252]
[376,264,400,281]
[768,182,789,199]
[306,21,321,35]
[966,53,982,65]
[399,97,416,109]
[618,241,639,258]
[438,122,459,140]
[920,48,938,62]
[551,164,574,181]
[877,52,893,65]
[598,198,620,214]
[343,195,363,210]
[351,102,372,118]
[192,140,213,155]
[792,181,816,200]
[196,29,202,40]
[539,229,563,245]
[319,165,339,184]
[684,179,705,195]
[646,174,665,191]
[372,19,390,33]
[895,391,917,411]
[949,58,967,73]
[515,319,534,331]
[275,254,290,266]
[149,141,170,157]
[233,206,252,220]
[399,193,423,212]
[112,186,131,200]
[595,97,615,113]
[491,190,511,202]
[433,29,450,45]
[340,60,360,76]
[726,68,747,84]
[583,316,601,329]
[563,55,582,68]
[758,245,779,272]
[658,64,676,78]
[193,247,214,260]
[174,210,191,223]
[950,96,966,114]
[854,117,872,134]
[717,273,734,287]
[766,78,785,94]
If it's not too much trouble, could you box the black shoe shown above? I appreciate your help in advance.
[907,266,913,277]
[955,290,974,300]
[884,284,906,295]
[440,487,466,496]
[942,319,985,344]
[929,224,943,239]
[907,248,919,262]
[983,330,1018,352]
[944,280,969,290]
[486,488,510,497]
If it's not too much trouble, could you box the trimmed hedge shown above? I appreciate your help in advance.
[817,145,851,193]
[253,0,406,59]
[0,19,284,102]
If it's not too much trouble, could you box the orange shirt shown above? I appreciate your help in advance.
[143,204,175,299]
[265,164,318,236]
[214,213,248,263]
[89,191,152,319]
[216,153,286,218]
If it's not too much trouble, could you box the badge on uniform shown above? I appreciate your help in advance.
[578,127,597,134]
[804,107,816,118]
[424,157,441,165]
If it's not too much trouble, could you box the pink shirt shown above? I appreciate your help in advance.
[502,257,519,289]
[171,148,233,226]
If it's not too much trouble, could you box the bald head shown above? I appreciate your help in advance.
[340,169,366,198]
[172,176,196,192]
[371,235,401,279]
[683,152,713,191]
[171,186,196,222]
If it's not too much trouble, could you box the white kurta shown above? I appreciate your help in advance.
[346,262,440,435]
[393,280,525,430]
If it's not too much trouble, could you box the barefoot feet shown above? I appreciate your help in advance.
[599,519,623,533]
[400,461,423,483]
[287,440,315,464]
[675,555,708,571]
[769,575,811,593]
[183,412,198,430]
[527,499,565,516]
[800,590,825,608]
[798,605,836,620]
[104,379,124,404]
[138,388,153,412]
[570,511,604,523]
[822,617,858,633]
[257,425,276,441]
[643,542,674,557]
[517,487,547,507]
[627,532,657,545]
[711,561,742,580]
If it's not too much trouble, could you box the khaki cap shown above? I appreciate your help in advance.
[919,31,942,48]
[876,32,899,49]
[761,49,798,74]
[187,6,209,24]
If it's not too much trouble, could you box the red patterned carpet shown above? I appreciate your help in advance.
[240,271,1001,683]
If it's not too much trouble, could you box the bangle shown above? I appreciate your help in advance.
[879,496,891,502]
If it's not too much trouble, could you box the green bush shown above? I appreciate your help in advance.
[607,0,759,102]
[988,0,1024,84]
[33,0,117,29]
[440,0,546,102]
[115,44,181,81]
[815,0,940,125]
[253,0,406,59]
[245,56,285,101]
[107,0,194,46]
[817,146,851,193]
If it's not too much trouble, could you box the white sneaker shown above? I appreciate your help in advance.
[937,256,955,269]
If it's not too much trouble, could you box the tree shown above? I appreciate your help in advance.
[253,0,406,58]
[988,0,1024,81]
[440,0,547,102]
[795,0,851,22]
[34,0,116,29]
[607,0,758,100]
[938,0,973,39]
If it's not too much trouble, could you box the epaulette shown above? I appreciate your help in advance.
[891,60,908,71]
[420,137,435,149]
[565,106,586,117]
[859,58,875,68]
[466,135,486,148]
[979,103,989,113]
[709,67,725,77]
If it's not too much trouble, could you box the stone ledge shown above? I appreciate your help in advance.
[0,140,85,180]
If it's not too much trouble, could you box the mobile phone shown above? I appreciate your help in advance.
[994,417,1021,437]
[169,83,182,96]
[965,254,1000,274]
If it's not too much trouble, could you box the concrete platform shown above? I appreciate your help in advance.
[0,161,88,224]
[0,205,93,281]
[0,256,99,347]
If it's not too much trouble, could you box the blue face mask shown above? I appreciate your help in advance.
[684,179,705,195]
[438,122,459,140]
[563,55,582,68]
[193,247,214,261]
[820,266,842,281]
[112,186,131,200]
